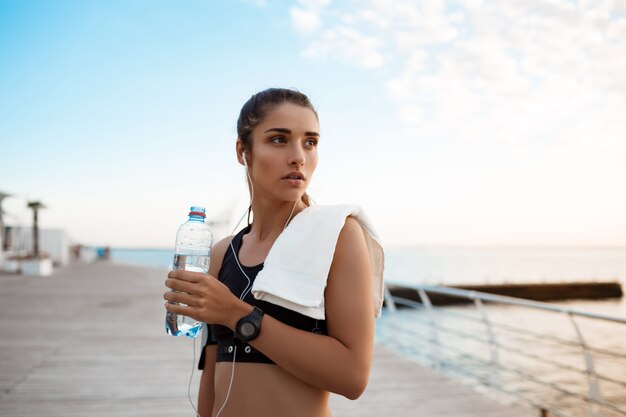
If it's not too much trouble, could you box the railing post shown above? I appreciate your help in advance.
[473,296,501,388]
[384,285,397,313]
[567,311,602,417]
[417,288,442,370]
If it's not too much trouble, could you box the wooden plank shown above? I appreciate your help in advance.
[0,262,533,416]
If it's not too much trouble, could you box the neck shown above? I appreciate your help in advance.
[248,197,304,242]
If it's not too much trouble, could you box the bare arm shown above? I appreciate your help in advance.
[197,345,216,416]
[165,217,374,399]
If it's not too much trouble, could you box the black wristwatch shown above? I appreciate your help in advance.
[235,306,264,342]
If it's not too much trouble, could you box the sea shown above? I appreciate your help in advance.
[110,245,626,315]
[111,245,626,416]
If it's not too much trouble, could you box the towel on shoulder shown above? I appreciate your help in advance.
[251,204,385,320]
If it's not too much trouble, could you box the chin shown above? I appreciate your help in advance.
[282,192,306,202]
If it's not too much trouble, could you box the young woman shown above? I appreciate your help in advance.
[164,88,376,417]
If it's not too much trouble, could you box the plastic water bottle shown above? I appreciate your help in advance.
[165,206,213,338]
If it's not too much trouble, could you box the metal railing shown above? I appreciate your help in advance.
[380,284,626,417]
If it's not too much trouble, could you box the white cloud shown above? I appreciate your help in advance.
[358,9,390,28]
[291,0,626,246]
[398,104,425,125]
[606,18,626,40]
[289,0,334,35]
[290,7,322,34]
[293,0,626,136]
[303,25,385,68]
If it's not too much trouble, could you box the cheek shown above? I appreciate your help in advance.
[252,152,280,179]
[260,155,276,172]
[308,153,319,173]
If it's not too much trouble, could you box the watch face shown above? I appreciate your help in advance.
[241,322,255,337]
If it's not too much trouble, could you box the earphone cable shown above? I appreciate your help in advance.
[188,329,201,417]
[195,152,299,416]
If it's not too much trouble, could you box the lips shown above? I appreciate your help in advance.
[282,172,305,180]
[282,171,305,187]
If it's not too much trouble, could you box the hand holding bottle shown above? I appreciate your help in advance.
[165,206,213,338]
[164,270,252,330]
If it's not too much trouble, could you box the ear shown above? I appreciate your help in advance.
[236,141,246,166]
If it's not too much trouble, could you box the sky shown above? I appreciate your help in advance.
[1,0,626,249]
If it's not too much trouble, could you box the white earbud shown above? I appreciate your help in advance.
[241,150,253,203]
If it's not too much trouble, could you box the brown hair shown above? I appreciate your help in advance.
[237,88,318,207]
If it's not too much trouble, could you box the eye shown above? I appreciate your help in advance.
[305,138,319,147]
[271,136,287,144]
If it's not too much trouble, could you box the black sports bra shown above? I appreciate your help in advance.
[198,225,328,368]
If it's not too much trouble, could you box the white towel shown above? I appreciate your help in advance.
[251,204,385,320]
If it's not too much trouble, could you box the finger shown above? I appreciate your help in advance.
[167,270,204,283]
[164,301,185,314]
[164,290,199,307]
[165,278,198,294]
[164,302,198,320]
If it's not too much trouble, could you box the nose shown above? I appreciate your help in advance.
[288,143,305,167]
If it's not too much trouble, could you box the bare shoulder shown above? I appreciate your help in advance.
[330,216,370,284]
[335,216,367,256]
[209,236,233,277]
[212,235,232,255]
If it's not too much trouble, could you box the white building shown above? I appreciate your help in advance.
[1,191,70,267]
[3,226,70,266]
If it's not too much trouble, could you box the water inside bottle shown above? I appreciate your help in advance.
[165,318,203,338]
[173,254,210,273]
[165,253,210,338]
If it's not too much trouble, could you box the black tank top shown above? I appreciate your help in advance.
[198,224,328,367]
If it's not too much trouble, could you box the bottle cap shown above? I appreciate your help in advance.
[189,206,206,218]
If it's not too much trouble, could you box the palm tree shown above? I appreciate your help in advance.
[0,191,11,251]
[27,201,46,258]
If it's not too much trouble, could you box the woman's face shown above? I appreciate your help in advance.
[245,102,320,203]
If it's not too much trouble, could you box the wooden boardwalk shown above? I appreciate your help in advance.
[0,262,533,417]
